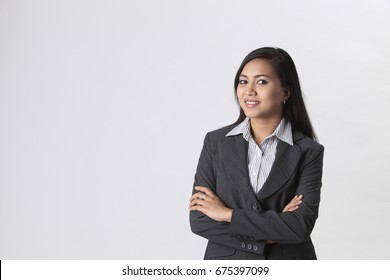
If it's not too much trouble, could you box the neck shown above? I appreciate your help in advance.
[249,116,282,144]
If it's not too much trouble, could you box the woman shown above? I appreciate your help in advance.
[189,47,324,260]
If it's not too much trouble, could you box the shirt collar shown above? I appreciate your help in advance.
[226,117,294,146]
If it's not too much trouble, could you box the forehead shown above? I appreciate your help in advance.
[241,58,277,76]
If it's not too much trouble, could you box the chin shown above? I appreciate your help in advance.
[243,111,263,119]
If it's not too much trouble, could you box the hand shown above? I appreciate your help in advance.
[189,186,233,223]
[282,194,303,212]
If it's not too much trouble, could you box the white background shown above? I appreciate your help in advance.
[1,0,389,259]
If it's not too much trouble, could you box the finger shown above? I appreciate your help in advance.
[189,192,207,202]
[189,204,207,214]
[287,196,297,204]
[286,201,301,211]
[288,196,302,205]
[290,195,302,202]
[195,186,215,197]
[283,205,299,212]
[283,199,302,212]
[189,204,201,211]
[290,199,302,206]
[286,198,301,206]
[189,198,207,207]
[189,194,199,202]
[287,206,299,212]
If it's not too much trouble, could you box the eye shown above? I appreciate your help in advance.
[257,79,268,85]
[239,79,248,84]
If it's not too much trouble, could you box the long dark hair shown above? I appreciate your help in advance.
[233,47,317,141]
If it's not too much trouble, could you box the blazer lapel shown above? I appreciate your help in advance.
[221,135,254,197]
[257,132,303,200]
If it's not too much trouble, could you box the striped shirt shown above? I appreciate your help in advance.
[226,117,293,193]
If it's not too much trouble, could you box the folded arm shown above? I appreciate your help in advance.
[190,133,324,247]
[229,144,324,244]
[189,133,265,254]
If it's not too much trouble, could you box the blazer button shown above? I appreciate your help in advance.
[252,203,259,210]
[241,242,246,249]
[247,244,252,250]
[253,245,259,251]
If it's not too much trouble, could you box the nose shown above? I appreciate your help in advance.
[245,83,257,96]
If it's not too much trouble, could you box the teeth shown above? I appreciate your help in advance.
[246,101,259,105]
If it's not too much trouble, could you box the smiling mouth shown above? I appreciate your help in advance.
[245,101,260,105]
[244,100,260,108]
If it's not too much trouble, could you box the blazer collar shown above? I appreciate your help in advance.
[221,129,304,200]
[256,140,301,199]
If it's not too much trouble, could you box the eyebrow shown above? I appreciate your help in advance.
[240,74,272,79]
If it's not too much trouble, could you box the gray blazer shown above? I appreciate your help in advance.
[190,123,324,260]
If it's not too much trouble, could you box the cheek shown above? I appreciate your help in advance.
[266,90,284,102]
[236,90,243,101]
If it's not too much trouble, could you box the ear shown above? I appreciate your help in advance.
[283,87,291,102]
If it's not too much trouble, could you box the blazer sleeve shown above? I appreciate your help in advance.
[229,143,325,244]
[190,132,265,255]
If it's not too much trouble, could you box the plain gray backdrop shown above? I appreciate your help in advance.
[1,0,390,259]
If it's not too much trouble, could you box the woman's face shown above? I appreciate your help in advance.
[236,58,288,121]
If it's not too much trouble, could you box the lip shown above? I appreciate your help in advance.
[244,99,260,108]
